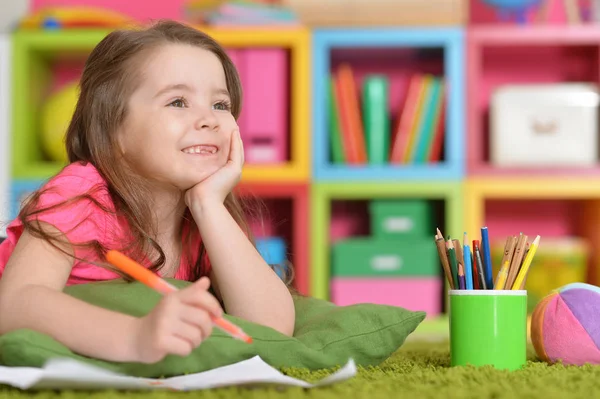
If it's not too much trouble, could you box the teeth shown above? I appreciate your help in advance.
[182,145,217,154]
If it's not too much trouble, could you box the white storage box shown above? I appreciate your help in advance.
[490,83,599,167]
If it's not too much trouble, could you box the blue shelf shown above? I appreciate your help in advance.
[312,27,465,181]
[10,180,44,219]
[316,162,462,181]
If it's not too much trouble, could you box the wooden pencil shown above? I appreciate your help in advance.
[494,235,517,289]
[513,235,541,290]
[505,233,528,290]
[435,235,455,289]
[452,238,464,271]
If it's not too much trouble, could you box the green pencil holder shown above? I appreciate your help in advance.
[449,290,527,371]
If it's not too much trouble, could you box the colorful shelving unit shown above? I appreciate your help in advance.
[6,0,600,331]
[311,27,465,181]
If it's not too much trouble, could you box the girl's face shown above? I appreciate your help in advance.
[118,44,237,191]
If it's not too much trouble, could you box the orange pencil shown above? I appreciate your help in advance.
[105,250,253,344]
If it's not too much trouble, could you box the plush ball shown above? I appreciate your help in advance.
[40,81,79,163]
[531,282,600,365]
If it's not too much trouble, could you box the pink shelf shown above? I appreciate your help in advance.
[484,198,599,284]
[485,199,581,243]
[469,25,600,45]
[467,25,600,177]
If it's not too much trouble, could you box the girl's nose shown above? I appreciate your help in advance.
[195,109,219,131]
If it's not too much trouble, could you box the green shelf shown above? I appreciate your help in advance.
[310,181,463,301]
[11,30,111,180]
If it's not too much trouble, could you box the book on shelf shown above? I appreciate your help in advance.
[329,64,445,166]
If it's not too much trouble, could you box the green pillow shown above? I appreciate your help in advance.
[0,279,425,377]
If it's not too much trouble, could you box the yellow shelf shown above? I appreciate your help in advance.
[199,26,310,47]
[11,27,311,184]
[203,26,311,183]
[464,177,600,236]
[241,162,307,182]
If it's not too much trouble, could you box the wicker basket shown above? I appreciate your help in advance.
[282,0,468,27]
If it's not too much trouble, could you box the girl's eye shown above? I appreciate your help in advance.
[213,101,231,111]
[169,98,187,108]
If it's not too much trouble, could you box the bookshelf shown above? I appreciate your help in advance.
[6,3,600,327]
[311,28,465,181]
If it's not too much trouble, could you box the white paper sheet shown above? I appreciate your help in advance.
[0,356,356,391]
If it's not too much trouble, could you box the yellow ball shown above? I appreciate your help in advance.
[40,81,79,163]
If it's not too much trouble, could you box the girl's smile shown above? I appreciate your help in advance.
[182,144,219,155]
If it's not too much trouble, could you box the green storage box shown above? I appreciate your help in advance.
[331,237,439,277]
[369,199,432,238]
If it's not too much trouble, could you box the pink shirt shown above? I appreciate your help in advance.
[0,162,206,285]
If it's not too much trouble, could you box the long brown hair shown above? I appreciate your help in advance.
[19,20,293,286]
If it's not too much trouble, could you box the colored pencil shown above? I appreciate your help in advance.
[480,227,494,289]
[471,250,480,290]
[512,235,541,290]
[435,235,455,289]
[436,228,444,240]
[494,235,517,290]
[473,240,487,289]
[494,260,510,290]
[463,232,473,290]
[446,238,459,288]
[452,238,465,287]
[458,262,466,290]
[105,250,253,344]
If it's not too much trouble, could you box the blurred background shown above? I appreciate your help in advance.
[1,0,599,337]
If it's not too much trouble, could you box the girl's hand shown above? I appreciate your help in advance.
[184,129,244,211]
[131,277,224,364]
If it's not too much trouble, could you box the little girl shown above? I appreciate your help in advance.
[0,20,295,364]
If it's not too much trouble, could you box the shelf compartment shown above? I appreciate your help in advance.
[467,26,600,177]
[235,182,309,294]
[311,181,463,304]
[312,28,465,181]
[11,27,310,183]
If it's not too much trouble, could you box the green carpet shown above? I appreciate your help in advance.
[1,340,599,399]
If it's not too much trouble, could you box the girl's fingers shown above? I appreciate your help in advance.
[179,305,214,340]
[179,284,223,317]
[228,129,239,165]
[238,129,245,165]
[162,335,194,358]
[172,319,204,348]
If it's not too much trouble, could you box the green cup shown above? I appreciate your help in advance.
[449,289,527,371]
